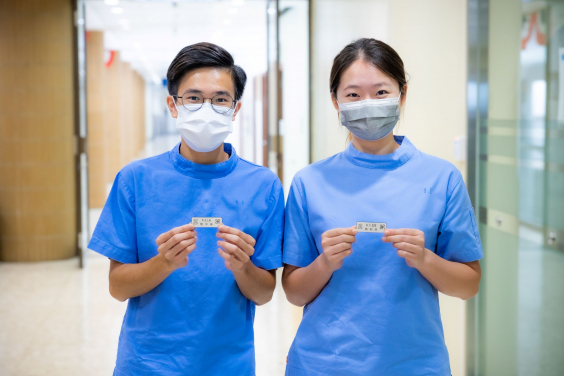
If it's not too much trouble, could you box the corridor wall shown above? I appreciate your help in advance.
[86,39,146,208]
[0,0,77,261]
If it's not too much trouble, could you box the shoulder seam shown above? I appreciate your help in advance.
[117,171,136,206]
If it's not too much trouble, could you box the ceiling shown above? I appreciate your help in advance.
[85,0,269,85]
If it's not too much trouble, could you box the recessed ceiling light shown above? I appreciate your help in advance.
[223,19,232,26]
[105,0,119,5]
[111,7,124,14]
[227,8,238,15]
[267,8,276,15]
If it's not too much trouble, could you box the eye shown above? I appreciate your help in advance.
[376,90,388,96]
[215,98,226,102]
[346,93,360,98]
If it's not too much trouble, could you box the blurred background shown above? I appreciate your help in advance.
[0,0,563,375]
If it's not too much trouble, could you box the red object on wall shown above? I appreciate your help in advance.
[522,12,546,49]
[105,50,115,68]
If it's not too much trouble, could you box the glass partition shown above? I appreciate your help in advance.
[470,0,564,374]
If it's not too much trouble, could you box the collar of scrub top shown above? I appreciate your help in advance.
[344,135,416,170]
[169,142,239,179]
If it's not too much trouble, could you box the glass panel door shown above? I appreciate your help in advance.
[474,1,564,374]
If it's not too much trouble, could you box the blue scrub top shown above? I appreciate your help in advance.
[88,143,284,376]
[283,136,482,376]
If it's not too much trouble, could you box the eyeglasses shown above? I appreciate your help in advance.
[173,92,236,114]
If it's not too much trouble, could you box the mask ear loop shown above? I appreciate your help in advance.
[172,96,181,114]
[394,89,403,135]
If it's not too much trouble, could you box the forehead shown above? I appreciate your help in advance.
[339,59,395,89]
[177,67,234,96]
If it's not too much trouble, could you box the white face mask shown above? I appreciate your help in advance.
[175,103,235,153]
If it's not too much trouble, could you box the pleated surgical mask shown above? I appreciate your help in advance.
[338,96,400,141]
[175,103,234,152]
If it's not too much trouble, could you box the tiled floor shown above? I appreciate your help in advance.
[0,250,301,376]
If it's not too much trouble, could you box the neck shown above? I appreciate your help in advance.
[351,133,400,155]
[179,139,229,164]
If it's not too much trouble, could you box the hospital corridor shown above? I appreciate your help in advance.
[1,0,563,375]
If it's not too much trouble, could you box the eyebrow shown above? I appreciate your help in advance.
[342,82,391,90]
[181,89,233,96]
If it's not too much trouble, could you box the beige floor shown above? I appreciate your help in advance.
[0,250,302,376]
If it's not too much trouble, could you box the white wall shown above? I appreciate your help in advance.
[386,2,469,375]
[311,1,470,375]
[280,0,310,195]
[310,0,390,162]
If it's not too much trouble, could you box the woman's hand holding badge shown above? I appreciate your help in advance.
[382,229,427,268]
[382,228,481,300]
[216,225,256,272]
[320,227,358,272]
[281,226,357,307]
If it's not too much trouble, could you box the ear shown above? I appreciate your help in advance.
[231,101,242,121]
[331,92,340,112]
[400,84,408,107]
[166,95,179,119]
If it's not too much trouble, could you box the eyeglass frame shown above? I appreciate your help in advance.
[172,91,238,115]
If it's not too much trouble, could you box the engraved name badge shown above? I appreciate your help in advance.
[192,217,223,228]
[356,222,387,233]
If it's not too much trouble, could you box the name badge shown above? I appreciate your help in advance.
[192,217,223,227]
[356,222,387,233]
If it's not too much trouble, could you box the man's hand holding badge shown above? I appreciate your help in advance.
[216,225,257,272]
[155,223,197,271]
[156,217,257,273]
[190,216,257,272]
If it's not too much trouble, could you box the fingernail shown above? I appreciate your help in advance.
[384,230,390,235]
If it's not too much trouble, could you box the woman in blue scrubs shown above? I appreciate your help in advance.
[282,38,483,375]
[88,43,283,375]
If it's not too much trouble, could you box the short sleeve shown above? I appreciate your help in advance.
[251,179,284,270]
[436,173,483,263]
[282,178,318,267]
[88,170,138,264]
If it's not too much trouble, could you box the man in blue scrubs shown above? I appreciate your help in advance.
[88,43,284,375]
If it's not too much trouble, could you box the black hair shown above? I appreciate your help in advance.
[330,38,407,99]
[166,42,247,101]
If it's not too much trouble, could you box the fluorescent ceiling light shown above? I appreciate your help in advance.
[111,7,124,14]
